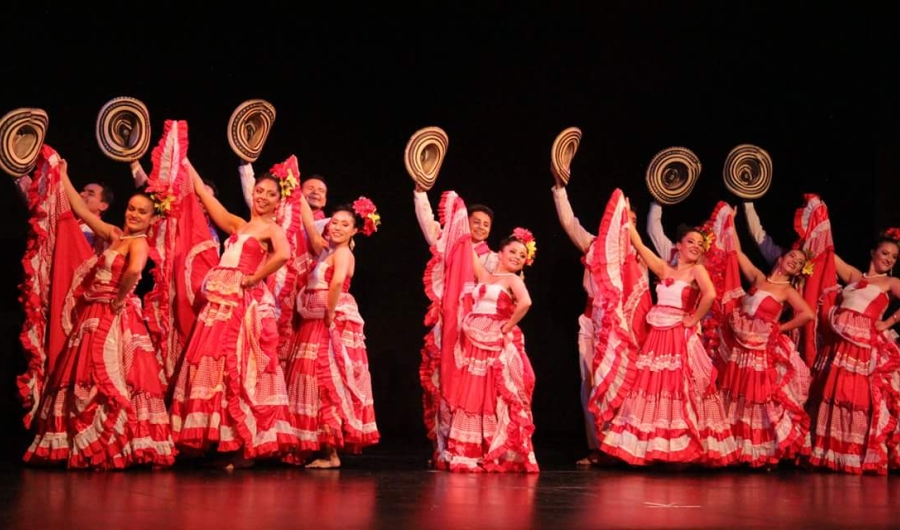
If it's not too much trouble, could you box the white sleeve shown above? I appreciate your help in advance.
[15,175,32,204]
[551,186,594,252]
[413,190,441,246]
[130,162,148,188]
[743,202,784,266]
[239,162,255,210]
[314,217,329,235]
[646,201,673,262]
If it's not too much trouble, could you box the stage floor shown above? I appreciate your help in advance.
[1,443,898,529]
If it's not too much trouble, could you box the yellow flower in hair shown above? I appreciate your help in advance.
[700,231,715,252]
[525,240,537,263]
[801,260,815,276]
[149,188,175,216]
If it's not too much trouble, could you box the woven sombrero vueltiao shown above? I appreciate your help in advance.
[645,146,702,205]
[550,127,582,187]
[404,126,448,192]
[228,99,276,163]
[0,108,49,178]
[723,144,772,199]
[96,97,151,162]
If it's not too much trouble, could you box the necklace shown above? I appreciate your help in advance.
[863,272,888,278]
[766,276,791,285]
[119,233,147,240]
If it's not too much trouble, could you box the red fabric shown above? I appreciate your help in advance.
[704,202,743,361]
[142,120,218,381]
[267,155,310,366]
[17,146,92,428]
[587,189,651,427]
[793,194,838,367]
[437,193,476,408]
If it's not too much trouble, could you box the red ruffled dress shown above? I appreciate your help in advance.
[718,287,811,466]
[808,280,900,474]
[168,233,298,458]
[24,248,176,469]
[282,252,379,462]
[600,279,737,466]
[437,282,539,473]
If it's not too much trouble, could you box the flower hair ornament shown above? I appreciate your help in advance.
[512,227,538,266]
[270,161,299,199]
[696,221,716,252]
[884,227,900,242]
[146,185,175,216]
[352,196,381,236]
[800,249,815,276]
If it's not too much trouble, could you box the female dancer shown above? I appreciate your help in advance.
[282,193,380,469]
[717,215,815,467]
[436,195,538,472]
[598,211,737,466]
[808,229,900,474]
[168,159,297,468]
[24,159,175,469]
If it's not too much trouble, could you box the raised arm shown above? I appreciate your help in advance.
[647,202,674,263]
[743,202,785,266]
[686,264,717,328]
[111,237,149,313]
[551,185,594,253]
[130,160,148,188]
[780,287,815,334]
[299,192,327,255]
[732,224,766,285]
[239,162,255,210]
[184,159,245,235]
[59,160,115,241]
[413,187,441,246]
[501,275,532,334]
[833,254,863,284]
[629,222,668,278]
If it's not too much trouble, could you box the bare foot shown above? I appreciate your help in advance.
[575,450,602,467]
[223,455,255,471]
[305,455,341,469]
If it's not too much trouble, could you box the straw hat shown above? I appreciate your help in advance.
[550,127,582,187]
[723,144,772,199]
[96,97,151,162]
[645,146,702,205]
[227,99,276,162]
[404,126,448,192]
[0,108,49,177]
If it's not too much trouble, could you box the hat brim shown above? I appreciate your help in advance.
[723,144,772,199]
[645,147,702,205]
[228,99,276,163]
[550,127,582,187]
[0,108,48,178]
[404,126,448,192]
[96,97,151,162]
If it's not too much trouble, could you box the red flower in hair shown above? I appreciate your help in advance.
[512,227,537,266]
[270,161,299,199]
[352,196,381,236]
[145,182,176,216]
[885,227,900,241]
[696,221,716,252]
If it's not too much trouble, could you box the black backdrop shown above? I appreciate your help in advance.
[2,5,899,462]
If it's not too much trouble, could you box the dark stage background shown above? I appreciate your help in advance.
[1,5,898,462]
